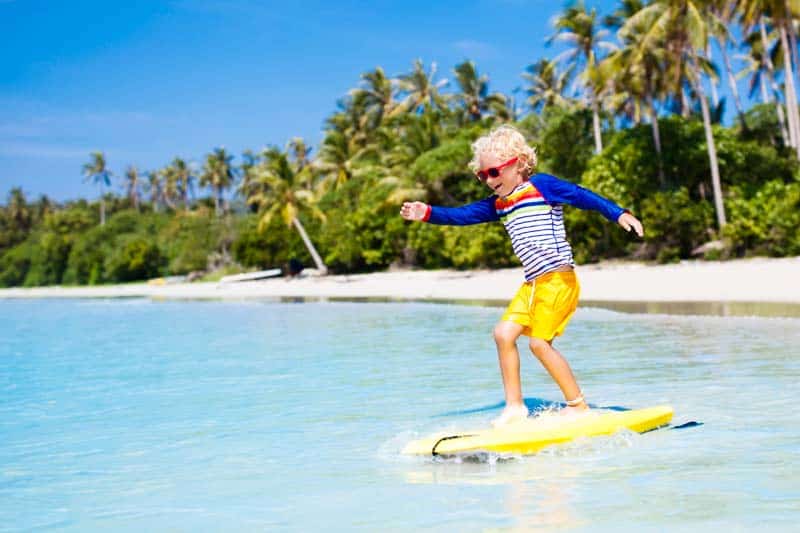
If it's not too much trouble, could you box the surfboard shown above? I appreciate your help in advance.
[219,269,282,283]
[402,405,674,456]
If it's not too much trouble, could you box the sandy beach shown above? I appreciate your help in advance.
[1,257,799,311]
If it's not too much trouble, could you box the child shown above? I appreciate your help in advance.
[400,125,643,426]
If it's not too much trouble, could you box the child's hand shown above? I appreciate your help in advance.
[400,201,428,221]
[617,212,644,237]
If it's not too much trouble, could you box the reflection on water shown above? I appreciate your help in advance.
[286,296,800,318]
[582,299,800,318]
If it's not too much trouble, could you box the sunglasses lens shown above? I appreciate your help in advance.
[477,171,488,181]
[488,168,501,178]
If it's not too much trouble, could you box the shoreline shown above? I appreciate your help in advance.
[2,257,799,317]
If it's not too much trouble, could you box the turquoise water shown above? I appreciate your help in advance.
[2,299,799,531]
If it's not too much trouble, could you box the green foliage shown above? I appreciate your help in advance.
[575,116,798,262]
[318,171,407,272]
[232,214,305,269]
[638,188,716,263]
[4,86,800,287]
[410,134,478,205]
[159,209,224,274]
[535,106,596,179]
[737,103,788,148]
[723,180,800,257]
[62,225,108,285]
[0,241,33,287]
[105,235,165,282]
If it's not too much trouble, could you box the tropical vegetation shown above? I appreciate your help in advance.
[3,0,800,287]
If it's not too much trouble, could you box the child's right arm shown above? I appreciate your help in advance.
[400,197,499,225]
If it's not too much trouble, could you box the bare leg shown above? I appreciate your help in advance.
[493,321,525,405]
[529,337,588,413]
[491,321,529,426]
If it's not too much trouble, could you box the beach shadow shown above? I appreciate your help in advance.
[435,397,631,418]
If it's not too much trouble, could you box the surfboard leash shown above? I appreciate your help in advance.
[431,434,478,456]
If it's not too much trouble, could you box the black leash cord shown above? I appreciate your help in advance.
[431,434,478,456]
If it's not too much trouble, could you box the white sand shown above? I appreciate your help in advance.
[1,257,798,304]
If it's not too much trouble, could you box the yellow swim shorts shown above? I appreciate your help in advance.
[501,270,580,341]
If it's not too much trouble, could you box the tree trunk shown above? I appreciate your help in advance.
[649,96,665,186]
[100,198,106,226]
[788,4,800,93]
[780,23,800,160]
[718,38,747,129]
[761,18,790,145]
[759,72,770,104]
[214,187,221,216]
[681,88,691,118]
[591,94,603,154]
[693,78,727,229]
[292,217,328,275]
[706,44,720,107]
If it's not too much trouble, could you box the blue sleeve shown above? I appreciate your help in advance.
[531,173,627,222]
[426,196,499,226]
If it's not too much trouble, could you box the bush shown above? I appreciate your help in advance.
[318,170,407,272]
[105,235,164,282]
[638,188,716,262]
[534,106,597,180]
[723,180,800,256]
[62,225,109,285]
[0,241,33,287]
[232,214,305,269]
[158,210,224,274]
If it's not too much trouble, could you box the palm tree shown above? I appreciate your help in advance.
[237,149,261,206]
[317,130,357,189]
[160,165,178,210]
[317,98,381,191]
[146,170,163,212]
[451,60,506,123]
[123,166,142,211]
[622,0,727,229]
[82,151,112,225]
[737,29,790,143]
[326,92,373,151]
[740,1,800,158]
[200,148,236,215]
[167,157,194,211]
[710,0,748,129]
[7,187,31,233]
[613,6,670,184]
[34,194,53,224]
[246,146,328,275]
[351,67,395,128]
[522,59,573,113]
[383,112,441,170]
[548,0,616,154]
[288,138,310,169]
[738,31,773,104]
[392,59,449,116]
[603,0,646,30]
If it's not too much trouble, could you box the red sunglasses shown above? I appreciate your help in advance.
[476,157,518,182]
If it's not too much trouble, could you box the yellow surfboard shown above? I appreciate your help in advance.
[402,405,673,456]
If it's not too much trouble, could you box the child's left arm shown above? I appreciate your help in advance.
[531,174,644,237]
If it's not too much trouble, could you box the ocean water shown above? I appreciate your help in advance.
[1,298,799,531]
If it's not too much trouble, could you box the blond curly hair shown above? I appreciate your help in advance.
[468,125,538,176]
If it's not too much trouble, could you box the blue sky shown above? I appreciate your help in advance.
[1,0,743,201]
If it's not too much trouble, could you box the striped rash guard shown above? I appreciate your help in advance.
[422,173,627,281]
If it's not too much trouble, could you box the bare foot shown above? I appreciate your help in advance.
[560,404,591,418]
[492,404,529,427]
